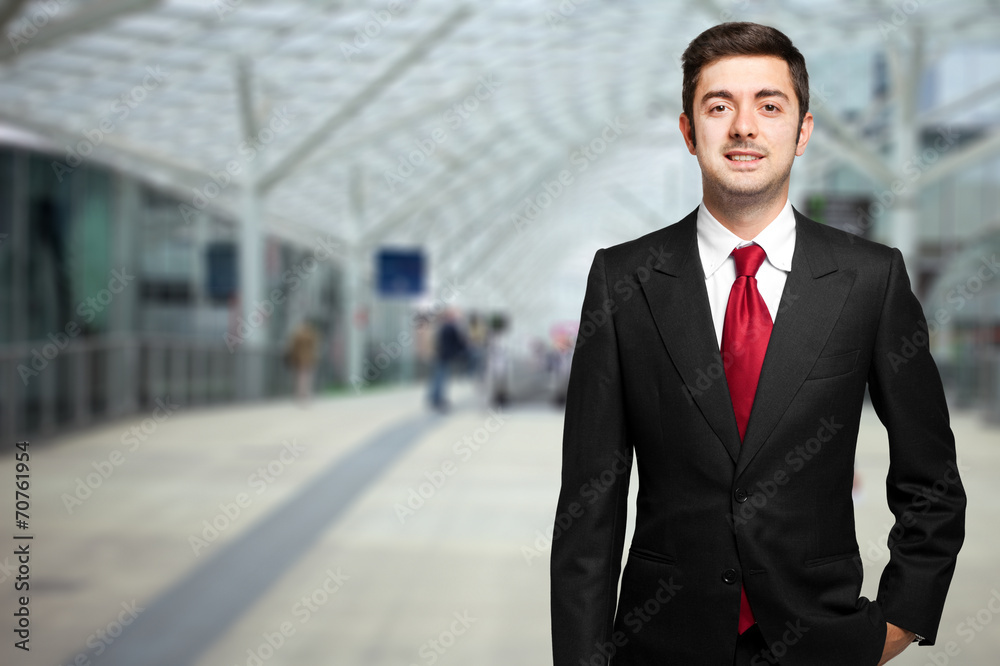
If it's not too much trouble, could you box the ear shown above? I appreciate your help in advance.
[795,111,814,157]
[678,112,697,155]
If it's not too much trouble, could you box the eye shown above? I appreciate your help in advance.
[711,104,727,113]
[762,104,778,112]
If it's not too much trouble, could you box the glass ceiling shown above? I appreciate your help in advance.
[2,0,999,327]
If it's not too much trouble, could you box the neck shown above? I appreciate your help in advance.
[702,187,789,241]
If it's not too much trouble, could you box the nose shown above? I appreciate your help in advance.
[730,105,757,139]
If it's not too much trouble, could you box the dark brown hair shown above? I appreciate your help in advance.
[681,22,809,145]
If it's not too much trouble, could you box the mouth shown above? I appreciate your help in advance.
[725,151,764,162]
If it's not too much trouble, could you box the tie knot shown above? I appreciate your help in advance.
[732,244,767,278]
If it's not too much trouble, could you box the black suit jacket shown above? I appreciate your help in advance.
[550,208,966,665]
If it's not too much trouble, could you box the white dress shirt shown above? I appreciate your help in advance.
[696,200,797,348]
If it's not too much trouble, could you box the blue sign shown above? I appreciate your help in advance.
[377,248,424,296]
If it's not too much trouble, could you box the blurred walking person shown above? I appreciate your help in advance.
[429,308,467,412]
[287,320,319,403]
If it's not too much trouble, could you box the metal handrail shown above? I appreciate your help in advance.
[0,334,294,442]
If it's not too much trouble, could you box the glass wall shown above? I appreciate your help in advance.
[0,145,347,440]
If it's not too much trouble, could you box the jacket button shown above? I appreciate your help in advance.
[722,569,738,584]
[734,488,750,503]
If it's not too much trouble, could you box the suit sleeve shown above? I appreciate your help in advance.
[551,248,633,666]
[867,248,967,645]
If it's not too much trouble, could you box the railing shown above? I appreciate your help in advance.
[0,335,295,442]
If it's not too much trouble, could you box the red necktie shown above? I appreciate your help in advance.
[721,243,772,635]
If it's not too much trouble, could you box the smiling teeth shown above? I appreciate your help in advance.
[730,155,760,161]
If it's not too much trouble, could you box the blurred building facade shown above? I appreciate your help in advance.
[0,145,345,440]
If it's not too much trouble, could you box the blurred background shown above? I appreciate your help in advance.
[0,0,999,664]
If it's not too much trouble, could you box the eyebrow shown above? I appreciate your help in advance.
[700,89,791,105]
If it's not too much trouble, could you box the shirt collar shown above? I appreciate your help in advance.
[696,199,796,279]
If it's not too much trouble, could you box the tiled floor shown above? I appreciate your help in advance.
[1,383,997,665]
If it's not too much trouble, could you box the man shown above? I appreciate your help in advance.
[428,307,467,411]
[550,22,966,666]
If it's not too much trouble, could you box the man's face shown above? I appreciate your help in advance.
[679,55,813,205]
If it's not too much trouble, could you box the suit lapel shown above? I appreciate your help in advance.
[641,211,742,464]
[736,210,856,476]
